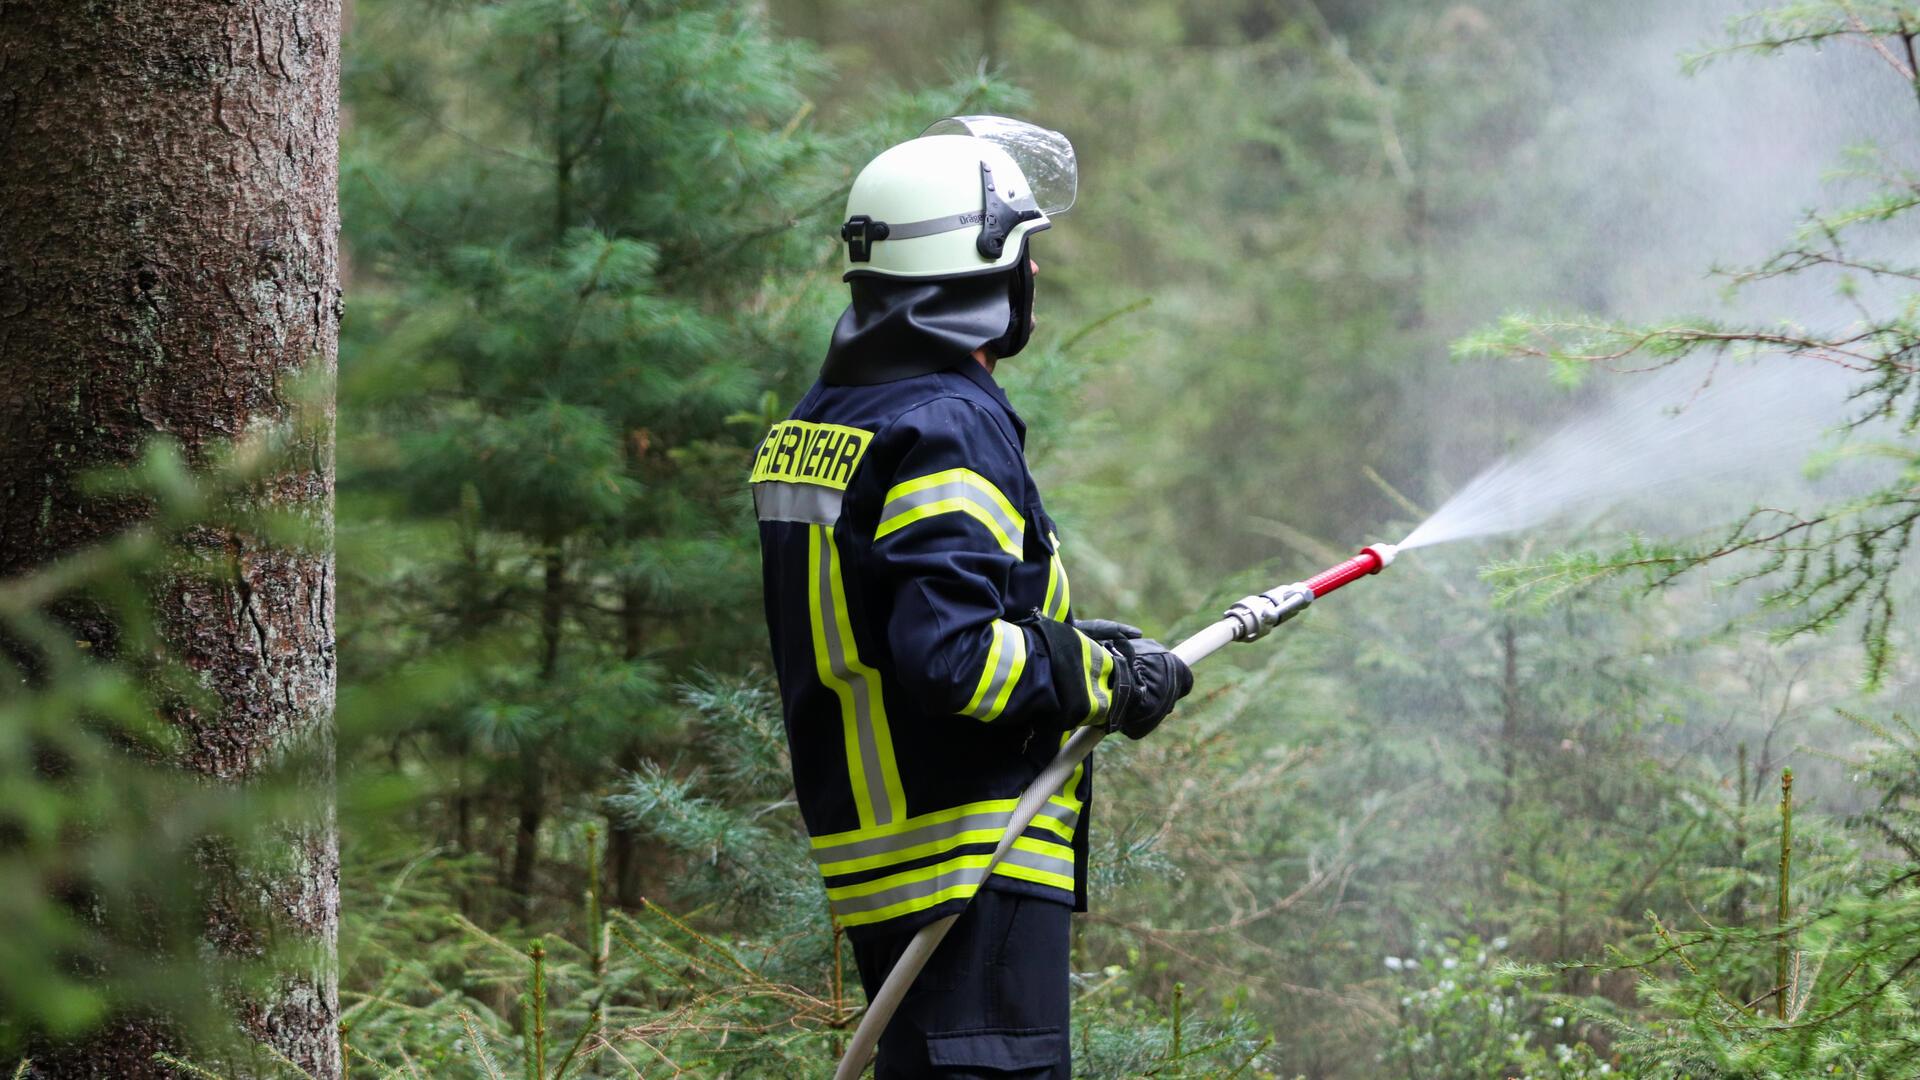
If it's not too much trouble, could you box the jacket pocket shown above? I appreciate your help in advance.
[1025,503,1071,622]
[1021,501,1056,562]
[924,1026,1066,1076]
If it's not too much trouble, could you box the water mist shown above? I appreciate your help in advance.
[1400,359,1861,553]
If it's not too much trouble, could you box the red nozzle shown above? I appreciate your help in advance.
[1302,543,1397,599]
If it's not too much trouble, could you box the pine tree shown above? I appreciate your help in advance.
[0,1,342,1074]
[1461,3,1920,685]
[338,0,922,921]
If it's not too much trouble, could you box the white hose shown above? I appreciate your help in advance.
[831,616,1242,1078]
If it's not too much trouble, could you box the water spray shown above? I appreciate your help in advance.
[832,543,1400,1080]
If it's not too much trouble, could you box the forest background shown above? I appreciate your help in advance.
[4,0,1920,1077]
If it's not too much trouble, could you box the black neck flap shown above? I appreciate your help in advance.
[821,240,1034,386]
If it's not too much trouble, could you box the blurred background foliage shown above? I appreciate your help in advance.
[8,0,1920,1076]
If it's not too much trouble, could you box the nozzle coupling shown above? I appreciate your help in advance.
[1224,544,1398,643]
[1225,583,1313,642]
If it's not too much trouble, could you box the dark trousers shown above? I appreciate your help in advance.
[852,890,1072,1078]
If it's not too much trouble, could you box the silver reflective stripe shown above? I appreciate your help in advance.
[813,810,1010,865]
[1043,802,1081,835]
[811,800,1080,867]
[1045,539,1071,620]
[1086,637,1111,721]
[816,528,894,827]
[827,847,1077,917]
[831,863,988,917]
[755,481,842,524]
[880,480,1024,549]
[960,624,1021,721]
[882,209,986,241]
[1000,844,1076,883]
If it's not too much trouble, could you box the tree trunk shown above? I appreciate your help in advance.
[979,0,1004,64]
[606,583,645,907]
[1496,618,1520,873]
[0,2,341,1076]
[1730,742,1749,929]
[510,745,545,923]
[510,549,566,919]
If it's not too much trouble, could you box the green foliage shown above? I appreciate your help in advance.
[1587,729,1920,1077]
[338,0,1032,940]
[1683,3,1920,79]
[338,671,1276,1076]
[0,428,333,1060]
[1380,935,1612,1078]
[16,0,1920,1075]
[338,847,846,1076]
[591,674,826,967]
[108,2,1920,1078]
[1463,9,1920,686]
[1072,979,1277,1077]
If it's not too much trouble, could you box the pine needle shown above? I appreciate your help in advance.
[548,1005,603,1080]
[344,1044,412,1080]
[457,1011,506,1080]
[255,1040,316,1079]
[151,1054,233,1080]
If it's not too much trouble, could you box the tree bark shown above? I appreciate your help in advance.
[606,583,645,907]
[510,744,545,922]
[0,2,341,1076]
[1496,618,1520,873]
[509,550,566,919]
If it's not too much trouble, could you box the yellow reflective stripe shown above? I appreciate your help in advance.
[992,860,1077,893]
[825,838,1073,903]
[1032,803,1078,841]
[886,467,1021,522]
[833,880,982,927]
[828,855,991,901]
[1096,647,1114,722]
[815,810,1079,876]
[1080,633,1095,724]
[1043,532,1071,621]
[811,796,1022,849]
[960,621,1006,718]
[998,835,1076,891]
[1078,629,1113,727]
[811,797,1083,877]
[1013,835,1074,863]
[960,620,1026,723]
[876,498,1021,557]
[818,826,1014,877]
[813,801,1081,874]
[989,628,1026,719]
[830,525,907,822]
[1058,730,1086,816]
[805,525,865,825]
[875,468,1024,558]
[809,795,1083,852]
[827,841,1076,927]
[808,525,905,829]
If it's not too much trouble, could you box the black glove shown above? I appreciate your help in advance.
[1102,636,1193,740]
[1075,618,1142,643]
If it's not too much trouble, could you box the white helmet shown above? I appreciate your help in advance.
[839,115,1078,280]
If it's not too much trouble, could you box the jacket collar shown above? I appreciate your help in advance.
[954,359,1026,445]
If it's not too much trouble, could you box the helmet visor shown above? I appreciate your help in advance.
[923,115,1077,215]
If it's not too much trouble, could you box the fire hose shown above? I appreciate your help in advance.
[832,543,1400,1078]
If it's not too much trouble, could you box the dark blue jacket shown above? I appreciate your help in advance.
[753,361,1115,942]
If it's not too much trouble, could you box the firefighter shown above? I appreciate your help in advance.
[751,116,1193,1077]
